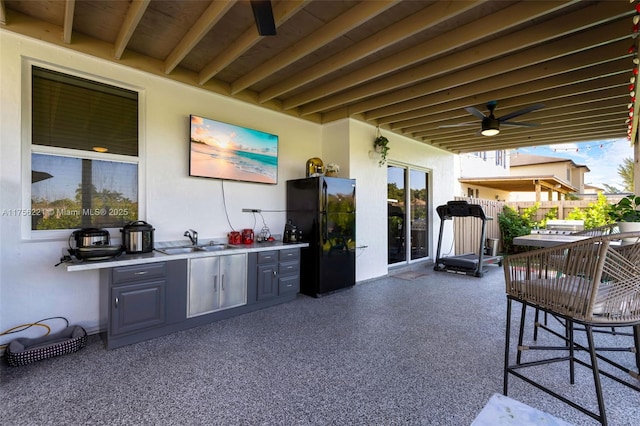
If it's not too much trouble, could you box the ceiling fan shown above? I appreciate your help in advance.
[442,101,545,136]
[250,0,276,36]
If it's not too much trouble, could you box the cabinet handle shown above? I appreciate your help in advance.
[214,276,217,292]
[221,274,225,290]
[272,270,277,277]
[114,297,119,308]
[134,271,148,275]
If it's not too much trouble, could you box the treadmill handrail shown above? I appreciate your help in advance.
[436,200,488,221]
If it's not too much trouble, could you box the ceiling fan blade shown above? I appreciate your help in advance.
[498,103,545,122]
[438,122,477,128]
[250,0,276,36]
[465,106,487,120]
[501,121,540,127]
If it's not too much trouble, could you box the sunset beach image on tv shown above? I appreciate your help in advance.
[189,115,278,184]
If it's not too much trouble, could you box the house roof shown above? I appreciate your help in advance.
[1,1,635,154]
[458,175,577,194]
[510,153,590,172]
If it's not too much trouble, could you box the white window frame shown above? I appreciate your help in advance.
[21,58,146,241]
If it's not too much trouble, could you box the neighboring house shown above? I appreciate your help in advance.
[508,153,589,201]
[457,150,511,201]
[458,152,587,202]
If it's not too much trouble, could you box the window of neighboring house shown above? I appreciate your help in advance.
[473,152,487,161]
[29,65,139,233]
[495,150,504,167]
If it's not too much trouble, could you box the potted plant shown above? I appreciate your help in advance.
[608,194,640,234]
[373,135,389,166]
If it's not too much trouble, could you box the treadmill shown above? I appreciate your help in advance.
[434,200,502,278]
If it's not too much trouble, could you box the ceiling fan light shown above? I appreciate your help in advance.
[481,128,500,136]
[481,117,500,136]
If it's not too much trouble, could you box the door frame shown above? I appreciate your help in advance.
[387,161,433,267]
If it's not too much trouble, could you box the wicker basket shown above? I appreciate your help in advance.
[5,325,87,367]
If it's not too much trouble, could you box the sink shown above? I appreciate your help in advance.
[196,243,230,251]
[156,243,232,255]
[156,246,202,255]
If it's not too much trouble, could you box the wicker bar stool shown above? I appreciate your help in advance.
[503,231,640,425]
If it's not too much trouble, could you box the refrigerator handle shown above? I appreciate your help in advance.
[321,179,328,213]
[321,179,328,241]
[322,213,327,242]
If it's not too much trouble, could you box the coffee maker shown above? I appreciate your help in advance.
[283,220,302,243]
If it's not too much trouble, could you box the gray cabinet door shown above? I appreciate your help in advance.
[257,263,278,300]
[188,256,220,317]
[111,280,166,335]
[219,253,247,309]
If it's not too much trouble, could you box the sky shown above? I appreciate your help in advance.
[513,137,635,191]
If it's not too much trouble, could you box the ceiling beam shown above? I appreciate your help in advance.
[258,0,484,103]
[114,0,150,60]
[381,55,629,129]
[0,0,6,25]
[163,0,236,75]
[405,74,627,136]
[294,2,629,114]
[284,0,574,112]
[230,0,398,95]
[431,116,624,147]
[343,15,629,120]
[417,102,626,140]
[443,129,627,153]
[417,103,626,143]
[419,104,626,143]
[199,0,308,85]
[373,50,629,127]
[434,124,625,152]
[62,0,75,44]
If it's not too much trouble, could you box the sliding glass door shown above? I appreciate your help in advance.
[387,165,429,265]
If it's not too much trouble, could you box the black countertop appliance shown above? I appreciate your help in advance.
[69,228,110,249]
[121,220,154,254]
[68,228,123,261]
[286,176,356,297]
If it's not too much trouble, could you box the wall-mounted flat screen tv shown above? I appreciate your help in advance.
[189,115,278,184]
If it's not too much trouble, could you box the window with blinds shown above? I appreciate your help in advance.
[30,66,139,230]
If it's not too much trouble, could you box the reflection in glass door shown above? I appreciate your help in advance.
[388,166,405,264]
[410,170,428,260]
[387,165,429,265]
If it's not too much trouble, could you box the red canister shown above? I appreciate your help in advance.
[242,228,254,244]
[228,231,241,245]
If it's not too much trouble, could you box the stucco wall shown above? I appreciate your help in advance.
[0,31,456,337]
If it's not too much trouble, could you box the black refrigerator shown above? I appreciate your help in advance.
[286,176,356,297]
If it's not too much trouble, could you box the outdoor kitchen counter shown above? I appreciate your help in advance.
[65,240,308,272]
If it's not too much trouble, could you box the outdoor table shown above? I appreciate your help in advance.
[512,233,590,248]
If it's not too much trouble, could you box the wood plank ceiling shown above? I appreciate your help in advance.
[1,0,637,154]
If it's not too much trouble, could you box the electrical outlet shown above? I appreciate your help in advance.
[242,208,262,213]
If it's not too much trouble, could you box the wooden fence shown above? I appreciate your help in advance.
[452,197,504,255]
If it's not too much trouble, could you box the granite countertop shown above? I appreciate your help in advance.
[472,394,573,426]
[65,240,308,272]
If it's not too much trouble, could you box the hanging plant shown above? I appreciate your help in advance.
[373,135,389,166]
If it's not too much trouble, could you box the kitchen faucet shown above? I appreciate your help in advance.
[184,229,198,246]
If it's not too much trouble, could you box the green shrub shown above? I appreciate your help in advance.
[567,193,614,229]
[498,205,534,254]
